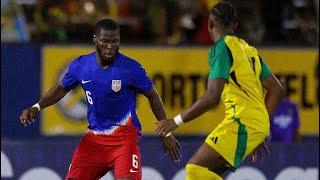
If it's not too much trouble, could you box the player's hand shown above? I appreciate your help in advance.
[251,141,270,163]
[160,135,181,163]
[155,119,178,137]
[19,107,38,126]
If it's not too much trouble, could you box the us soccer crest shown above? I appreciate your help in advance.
[112,80,122,92]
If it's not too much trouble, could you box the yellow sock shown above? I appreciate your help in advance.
[185,163,223,180]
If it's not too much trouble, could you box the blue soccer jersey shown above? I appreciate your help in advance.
[61,52,152,139]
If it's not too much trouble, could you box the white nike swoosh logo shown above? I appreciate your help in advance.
[130,169,138,173]
[82,80,92,84]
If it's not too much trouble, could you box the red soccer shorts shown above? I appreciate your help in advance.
[66,133,142,180]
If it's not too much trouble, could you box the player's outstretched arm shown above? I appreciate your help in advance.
[19,84,70,126]
[155,78,226,138]
[142,85,181,162]
[178,78,226,123]
[261,74,283,118]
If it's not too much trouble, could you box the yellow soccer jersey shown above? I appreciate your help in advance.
[208,33,272,135]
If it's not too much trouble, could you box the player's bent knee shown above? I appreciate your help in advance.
[185,163,223,180]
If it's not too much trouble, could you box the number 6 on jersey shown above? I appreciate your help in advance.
[85,91,93,105]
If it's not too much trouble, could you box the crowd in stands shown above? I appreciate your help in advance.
[1,0,319,46]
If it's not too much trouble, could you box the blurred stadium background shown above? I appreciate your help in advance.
[1,0,319,180]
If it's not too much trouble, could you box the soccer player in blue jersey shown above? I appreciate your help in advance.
[19,18,181,180]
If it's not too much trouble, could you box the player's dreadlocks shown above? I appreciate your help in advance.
[210,2,238,27]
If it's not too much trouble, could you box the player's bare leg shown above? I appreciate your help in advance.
[186,143,230,179]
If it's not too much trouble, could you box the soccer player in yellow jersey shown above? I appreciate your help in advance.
[156,2,283,180]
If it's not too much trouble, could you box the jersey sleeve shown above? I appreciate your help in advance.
[208,41,232,80]
[259,58,272,81]
[132,62,153,92]
[61,60,80,90]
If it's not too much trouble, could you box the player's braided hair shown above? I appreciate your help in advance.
[210,2,238,27]
[94,18,120,35]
